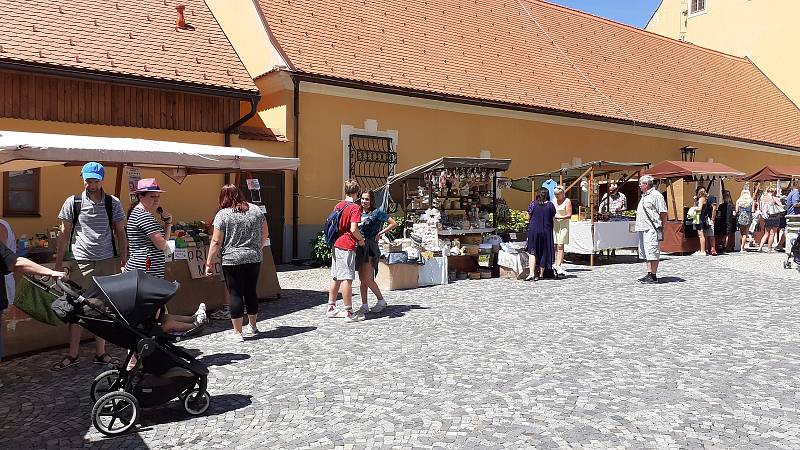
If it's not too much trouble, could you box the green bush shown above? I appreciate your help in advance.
[494,209,529,234]
[386,215,406,240]
[310,231,332,267]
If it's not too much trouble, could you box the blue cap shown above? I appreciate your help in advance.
[81,162,105,181]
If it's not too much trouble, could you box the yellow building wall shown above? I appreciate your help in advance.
[646,0,800,106]
[206,0,287,79]
[0,117,293,241]
[285,85,800,256]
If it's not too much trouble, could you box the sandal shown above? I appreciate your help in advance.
[93,353,120,367]
[51,355,78,371]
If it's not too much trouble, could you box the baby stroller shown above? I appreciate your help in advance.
[784,233,800,270]
[29,270,210,436]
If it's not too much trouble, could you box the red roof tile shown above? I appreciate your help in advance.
[256,0,800,149]
[0,0,257,94]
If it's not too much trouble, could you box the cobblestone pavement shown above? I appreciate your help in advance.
[1,252,799,449]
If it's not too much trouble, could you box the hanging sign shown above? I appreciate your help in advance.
[246,179,261,191]
[127,167,141,194]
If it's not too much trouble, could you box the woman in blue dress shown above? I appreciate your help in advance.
[356,190,397,314]
[526,188,556,281]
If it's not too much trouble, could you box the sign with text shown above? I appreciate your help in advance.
[186,245,222,279]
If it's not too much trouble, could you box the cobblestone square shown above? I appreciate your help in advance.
[1,253,799,449]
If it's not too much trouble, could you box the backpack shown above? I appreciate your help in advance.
[324,202,353,246]
[70,194,118,257]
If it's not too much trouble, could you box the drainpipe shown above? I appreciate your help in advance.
[291,76,300,261]
[224,96,259,185]
[224,96,259,147]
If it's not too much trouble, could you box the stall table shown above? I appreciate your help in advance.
[564,220,638,254]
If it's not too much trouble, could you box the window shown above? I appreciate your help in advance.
[690,0,706,15]
[3,169,40,216]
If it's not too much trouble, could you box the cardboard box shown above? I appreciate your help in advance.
[376,261,419,291]
[499,266,529,280]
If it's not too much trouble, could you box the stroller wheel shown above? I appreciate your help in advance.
[784,261,793,269]
[90,369,121,402]
[91,391,140,436]
[182,388,211,416]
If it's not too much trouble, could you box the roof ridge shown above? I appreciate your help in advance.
[744,56,800,114]
[533,0,750,63]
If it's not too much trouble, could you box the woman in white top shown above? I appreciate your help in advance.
[758,186,783,253]
[552,186,572,277]
[734,188,754,252]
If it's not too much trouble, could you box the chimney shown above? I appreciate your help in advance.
[176,5,187,29]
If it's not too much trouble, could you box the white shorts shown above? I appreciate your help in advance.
[637,229,661,261]
[330,248,356,281]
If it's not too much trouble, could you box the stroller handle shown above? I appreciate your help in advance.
[57,278,83,300]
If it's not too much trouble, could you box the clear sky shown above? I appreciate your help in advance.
[546,0,662,28]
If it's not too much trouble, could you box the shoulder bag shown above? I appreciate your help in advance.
[641,194,664,241]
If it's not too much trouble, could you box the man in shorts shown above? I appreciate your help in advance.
[326,179,366,322]
[635,175,668,284]
[51,162,128,370]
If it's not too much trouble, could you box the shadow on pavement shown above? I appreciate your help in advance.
[197,352,250,367]
[137,393,253,429]
[249,326,317,340]
[656,276,686,283]
[365,304,429,320]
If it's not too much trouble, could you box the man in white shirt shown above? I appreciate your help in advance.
[634,175,668,284]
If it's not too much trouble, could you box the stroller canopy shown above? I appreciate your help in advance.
[95,270,180,326]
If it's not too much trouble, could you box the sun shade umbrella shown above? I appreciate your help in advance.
[743,165,800,182]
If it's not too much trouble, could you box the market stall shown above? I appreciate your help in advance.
[511,161,650,266]
[644,160,744,254]
[743,165,800,250]
[0,130,299,355]
[376,157,512,286]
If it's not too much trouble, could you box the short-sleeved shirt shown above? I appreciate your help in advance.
[787,189,800,215]
[359,208,390,241]
[0,243,17,311]
[213,203,265,266]
[58,191,125,261]
[334,201,361,251]
[124,207,166,279]
[599,192,627,213]
[635,187,668,232]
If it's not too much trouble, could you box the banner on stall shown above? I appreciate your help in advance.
[186,245,222,279]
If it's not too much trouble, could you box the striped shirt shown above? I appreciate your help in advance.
[58,191,125,261]
[124,206,166,279]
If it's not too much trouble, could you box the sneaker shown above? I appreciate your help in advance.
[193,303,208,325]
[345,309,365,323]
[326,304,339,318]
[210,305,231,320]
[637,273,653,283]
[370,298,388,313]
[357,304,370,315]
[242,324,260,337]
[331,308,352,319]
[228,331,245,342]
[525,274,535,281]
[639,274,658,284]
[691,251,706,256]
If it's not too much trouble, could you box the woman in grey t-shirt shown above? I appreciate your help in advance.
[205,185,269,342]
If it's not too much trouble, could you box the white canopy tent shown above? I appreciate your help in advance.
[0,130,300,173]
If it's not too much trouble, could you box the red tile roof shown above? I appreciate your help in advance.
[256,0,800,149]
[0,0,257,94]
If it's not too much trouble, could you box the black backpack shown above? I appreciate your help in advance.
[70,194,118,257]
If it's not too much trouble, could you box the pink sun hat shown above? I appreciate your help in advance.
[134,178,166,193]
